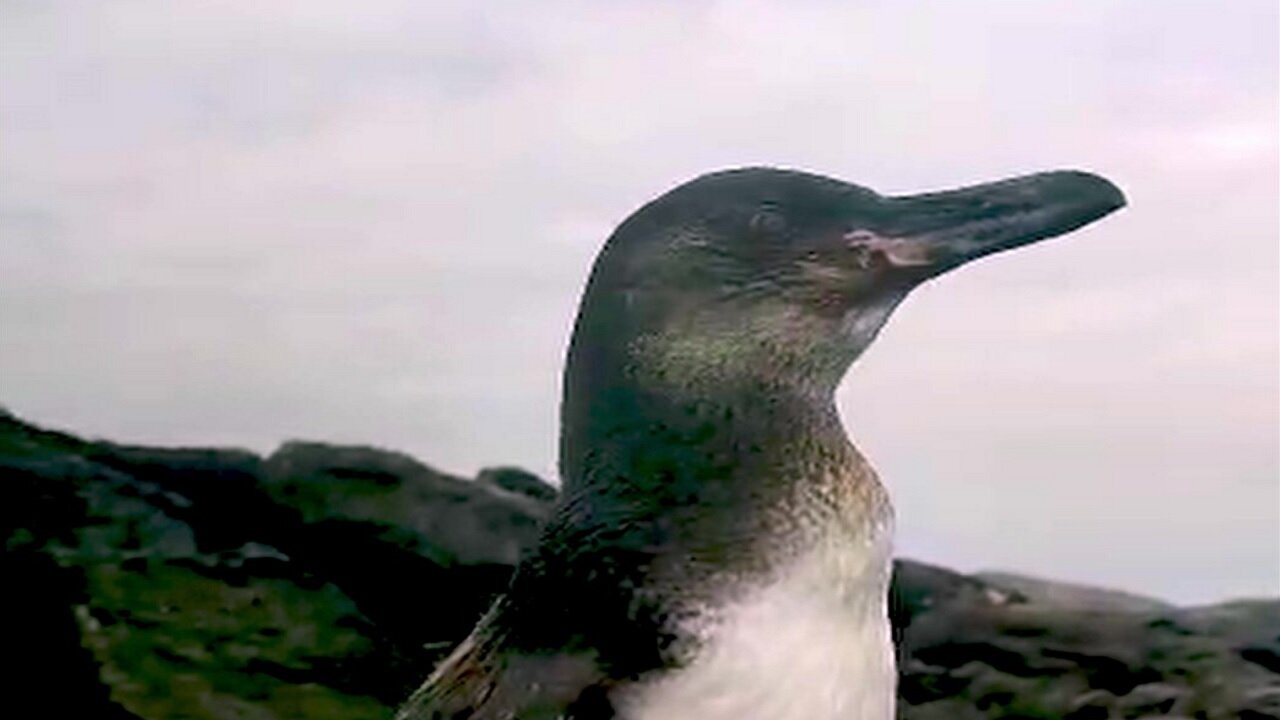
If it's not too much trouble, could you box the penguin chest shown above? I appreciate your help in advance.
[618,535,896,720]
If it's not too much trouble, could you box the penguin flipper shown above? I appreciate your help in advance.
[396,631,502,720]
[397,627,614,720]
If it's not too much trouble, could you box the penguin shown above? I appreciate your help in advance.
[397,167,1126,720]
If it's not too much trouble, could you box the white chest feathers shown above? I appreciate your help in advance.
[618,530,897,720]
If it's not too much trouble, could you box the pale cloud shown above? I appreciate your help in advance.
[1,0,1275,604]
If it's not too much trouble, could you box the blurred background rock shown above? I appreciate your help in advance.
[2,408,1276,720]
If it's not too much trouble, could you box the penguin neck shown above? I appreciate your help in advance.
[565,371,849,470]
[559,297,893,488]
[559,326,875,544]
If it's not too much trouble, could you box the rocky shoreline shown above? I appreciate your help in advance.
[2,409,1276,719]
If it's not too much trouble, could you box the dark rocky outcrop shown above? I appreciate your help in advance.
[2,409,1276,719]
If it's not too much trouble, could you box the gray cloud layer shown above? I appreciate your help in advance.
[2,1,1276,604]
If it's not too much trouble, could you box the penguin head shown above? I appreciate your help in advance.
[573,167,1125,392]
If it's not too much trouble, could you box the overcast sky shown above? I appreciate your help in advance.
[2,1,1276,605]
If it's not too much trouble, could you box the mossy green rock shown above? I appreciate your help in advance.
[2,409,1276,719]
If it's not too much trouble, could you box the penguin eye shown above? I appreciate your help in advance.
[749,207,787,236]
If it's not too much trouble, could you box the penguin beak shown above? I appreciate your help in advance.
[867,171,1126,279]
